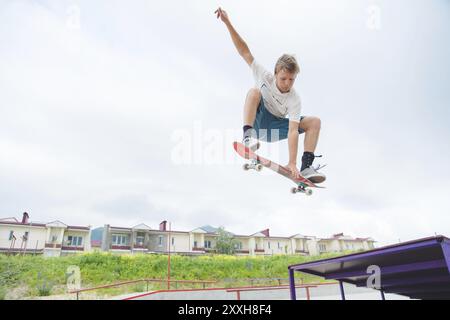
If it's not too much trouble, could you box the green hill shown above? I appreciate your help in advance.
[0,251,349,299]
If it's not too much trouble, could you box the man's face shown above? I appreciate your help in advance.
[275,69,297,93]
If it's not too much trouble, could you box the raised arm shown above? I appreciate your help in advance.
[215,7,254,66]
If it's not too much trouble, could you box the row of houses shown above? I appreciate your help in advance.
[0,213,90,256]
[0,212,376,257]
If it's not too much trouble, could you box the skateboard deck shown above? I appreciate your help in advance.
[233,141,325,195]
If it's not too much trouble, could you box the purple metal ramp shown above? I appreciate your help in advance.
[288,236,450,300]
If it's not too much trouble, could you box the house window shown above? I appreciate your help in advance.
[204,240,211,248]
[136,235,145,246]
[68,236,82,246]
[278,242,280,249]
[172,237,175,246]
[319,244,327,252]
[158,236,163,246]
[268,242,271,249]
[112,234,128,246]
[24,231,29,241]
[9,231,14,241]
[136,232,145,246]
[194,241,198,248]
[234,242,243,250]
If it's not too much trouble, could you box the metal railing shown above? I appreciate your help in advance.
[227,284,318,300]
[123,281,340,300]
[69,278,217,300]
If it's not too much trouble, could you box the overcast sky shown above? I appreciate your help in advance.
[0,0,449,247]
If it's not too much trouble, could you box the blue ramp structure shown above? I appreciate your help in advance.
[288,235,450,300]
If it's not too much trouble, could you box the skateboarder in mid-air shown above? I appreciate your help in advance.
[215,7,326,183]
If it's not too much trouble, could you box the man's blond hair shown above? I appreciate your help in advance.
[274,54,300,75]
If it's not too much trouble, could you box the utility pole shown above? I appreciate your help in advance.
[167,222,171,290]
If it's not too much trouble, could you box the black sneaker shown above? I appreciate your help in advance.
[300,166,326,184]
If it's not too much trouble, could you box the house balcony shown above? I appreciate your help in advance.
[45,243,62,249]
[62,246,84,251]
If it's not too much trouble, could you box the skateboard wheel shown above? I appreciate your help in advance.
[243,164,250,171]
[305,189,313,196]
[255,164,263,172]
[291,187,297,194]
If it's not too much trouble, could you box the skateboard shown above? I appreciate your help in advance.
[233,141,325,195]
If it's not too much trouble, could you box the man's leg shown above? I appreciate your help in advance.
[242,88,261,149]
[243,88,261,127]
[298,116,326,183]
[299,116,321,153]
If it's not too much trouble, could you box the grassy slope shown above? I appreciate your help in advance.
[0,251,353,299]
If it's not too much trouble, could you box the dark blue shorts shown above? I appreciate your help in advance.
[252,98,305,142]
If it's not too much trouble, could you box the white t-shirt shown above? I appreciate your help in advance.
[251,60,302,122]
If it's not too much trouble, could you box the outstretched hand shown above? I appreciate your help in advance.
[215,7,230,24]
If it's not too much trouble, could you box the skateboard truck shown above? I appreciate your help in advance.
[242,159,263,172]
[291,185,313,196]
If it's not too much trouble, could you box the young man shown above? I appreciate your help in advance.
[215,7,326,183]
